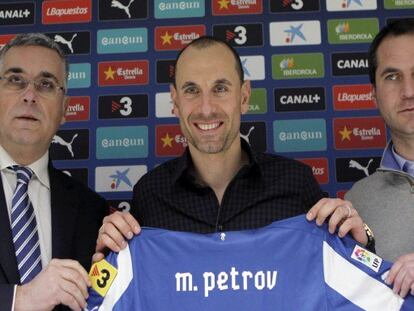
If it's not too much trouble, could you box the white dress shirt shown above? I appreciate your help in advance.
[0,145,52,268]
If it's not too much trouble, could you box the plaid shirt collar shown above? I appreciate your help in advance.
[171,138,263,186]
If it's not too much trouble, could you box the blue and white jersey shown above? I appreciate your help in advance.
[85,215,414,311]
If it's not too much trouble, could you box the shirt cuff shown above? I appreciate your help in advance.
[11,285,16,311]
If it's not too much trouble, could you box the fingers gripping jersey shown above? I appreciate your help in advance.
[85,215,414,311]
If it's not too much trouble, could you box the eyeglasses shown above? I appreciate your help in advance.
[0,74,65,97]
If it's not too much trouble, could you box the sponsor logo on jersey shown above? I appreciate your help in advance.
[97,28,147,54]
[213,23,263,47]
[212,0,263,15]
[156,124,187,156]
[335,157,381,182]
[98,0,148,20]
[45,31,90,55]
[59,168,88,186]
[42,0,91,24]
[95,165,147,192]
[89,259,118,297]
[155,92,176,118]
[270,0,320,12]
[0,34,15,49]
[240,55,265,80]
[332,52,369,76]
[248,88,267,114]
[154,0,205,19]
[384,0,414,8]
[107,200,132,213]
[272,53,324,80]
[0,2,34,26]
[68,63,90,89]
[65,96,90,122]
[98,94,148,119]
[240,121,266,152]
[157,59,176,83]
[334,117,386,150]
[275,87,325,112]
[326,0,377,11]
[333,84,375,110]
[98,60,149,86]
[328,18,378,44]
[351,245,382,273]
[50,129,89,160]
[96,126,148,159]
[155,25,205,51]
[273,119,326,152]
[270,20,321,46]
[297,158,329,184]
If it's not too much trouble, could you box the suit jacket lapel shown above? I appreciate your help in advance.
[0,175,20,283]
[49,165,78,260]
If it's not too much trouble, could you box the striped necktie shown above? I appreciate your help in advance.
[10,166,42,284]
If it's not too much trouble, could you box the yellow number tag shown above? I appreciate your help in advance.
[89,259,118,297]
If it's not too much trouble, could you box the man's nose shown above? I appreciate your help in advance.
[22,82,38,104]
[200,93,214,115]
[401,76,414,100]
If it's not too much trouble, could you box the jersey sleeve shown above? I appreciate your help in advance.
[323,232,414,310]
[85,245,134,311]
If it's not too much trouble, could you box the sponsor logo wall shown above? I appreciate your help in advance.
[1,0,410,204]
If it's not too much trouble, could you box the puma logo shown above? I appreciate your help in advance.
[111,0,135,19]
[240,126,255,145]
[52,134,78,158]
[54,34,78,54]
[349,159,373,177]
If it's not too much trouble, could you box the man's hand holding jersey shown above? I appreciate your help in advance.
[15,259,90,311]
[93,211,140,263]
[385,253,414,298]
[306,198,368,246]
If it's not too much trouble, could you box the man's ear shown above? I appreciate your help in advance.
[60,95,69,125]
[241,80,251,115]
[170,84,179,117]
[372,86,377,108]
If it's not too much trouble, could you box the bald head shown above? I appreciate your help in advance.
[173,36,244,87]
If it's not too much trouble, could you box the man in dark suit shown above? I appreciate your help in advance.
[0,33,106,311]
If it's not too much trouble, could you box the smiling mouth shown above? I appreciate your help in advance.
[195,122,222,131]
